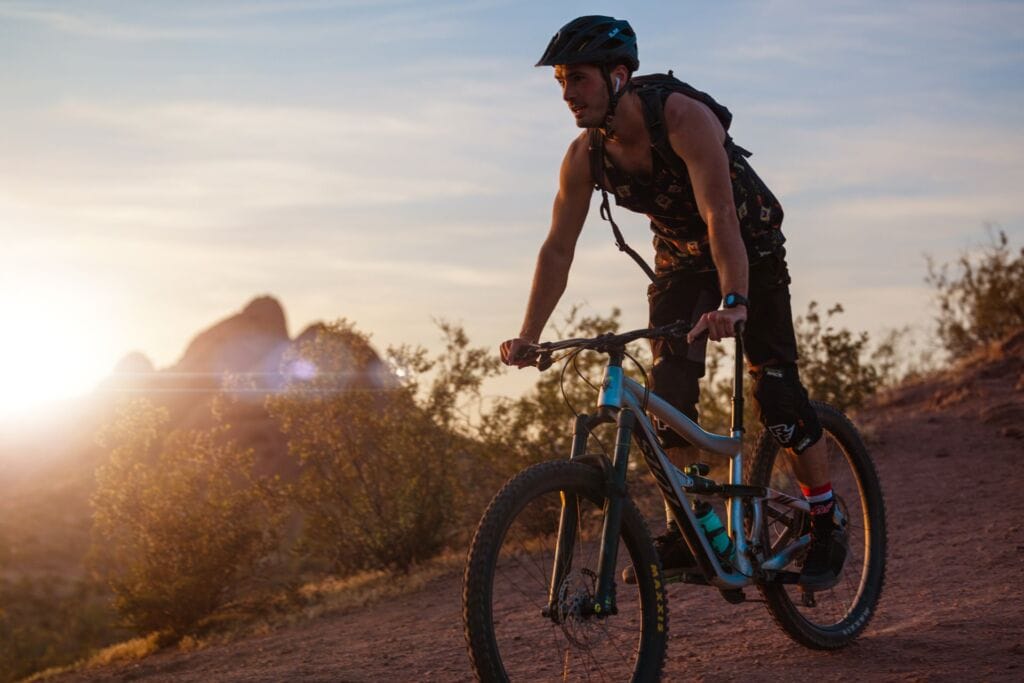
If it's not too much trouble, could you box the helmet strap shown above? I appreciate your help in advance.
[600,65,622,136]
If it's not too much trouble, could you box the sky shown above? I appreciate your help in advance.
[0,0,1022,417]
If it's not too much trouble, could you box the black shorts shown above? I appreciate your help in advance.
[647,251,800,447]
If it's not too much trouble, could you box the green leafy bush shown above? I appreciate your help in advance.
[927,228,1024,356]
[91,400,283,636]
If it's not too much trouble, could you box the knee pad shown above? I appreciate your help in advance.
[752,364,822,454]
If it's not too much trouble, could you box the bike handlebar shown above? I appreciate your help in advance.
[513,320,688,370]
[515,319,746,370]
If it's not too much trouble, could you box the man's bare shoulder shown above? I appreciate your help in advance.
[565,130,592,162]
[559,131,593,187]
[663,92,726,140]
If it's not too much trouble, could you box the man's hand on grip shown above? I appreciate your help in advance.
[500,337,538,368]
[687,306,747,344]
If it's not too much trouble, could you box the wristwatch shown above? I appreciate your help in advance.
[723,292,748,309]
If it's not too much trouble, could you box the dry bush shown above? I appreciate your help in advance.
[91,400,283,637]
[0,576,121,683]
[927,227,1024,356]
[794,302,883,412]
[267,320,501,574]
[476,308,629,482]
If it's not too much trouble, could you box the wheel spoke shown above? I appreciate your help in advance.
[465,461,666,680]
[749,403,886,648]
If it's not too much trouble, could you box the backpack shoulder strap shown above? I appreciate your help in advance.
[587,127,658,282]
[588,128,605,189]
[634,85,688,178]
[632,73,753,175]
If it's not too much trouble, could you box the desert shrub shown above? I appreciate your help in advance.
[794,302,883,412]
[477,308,632,480]
[867,326,936,388]
[91,400,283,636]
[0,576,121,683]
[267,320,500,574]
[926,227,1024,356]
[695,341,757,437]
[693,302,892,425]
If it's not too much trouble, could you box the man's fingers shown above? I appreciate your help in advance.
[501,338,539,368]
[713,316,729,340]
[687,316,709,344]
[687,312,739,343]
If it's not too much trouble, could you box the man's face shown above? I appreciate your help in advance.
[554,64,608,128]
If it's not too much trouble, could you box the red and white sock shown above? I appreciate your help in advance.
[801,483,834,516]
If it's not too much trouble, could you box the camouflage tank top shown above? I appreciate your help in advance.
[595,84,786,275]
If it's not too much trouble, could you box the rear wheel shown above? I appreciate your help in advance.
[463,459,668,681]
[750,401,886,649]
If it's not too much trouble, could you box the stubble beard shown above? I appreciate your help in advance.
[572,107,605,129]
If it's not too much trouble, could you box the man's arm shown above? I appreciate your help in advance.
[501,135,593,366]
[664,93,749,343]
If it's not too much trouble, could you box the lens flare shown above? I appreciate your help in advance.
[0,272,116,418]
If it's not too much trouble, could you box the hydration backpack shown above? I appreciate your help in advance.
[589,72,758,281]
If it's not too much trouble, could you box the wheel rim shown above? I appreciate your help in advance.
[762,428,873,629]
[486,484,647,681]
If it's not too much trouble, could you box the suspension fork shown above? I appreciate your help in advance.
[547,414,592,613]
[546,409,634,619]
[593,408,635,615]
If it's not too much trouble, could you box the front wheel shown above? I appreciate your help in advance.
[750,401,887,649]
[463,459,668,682]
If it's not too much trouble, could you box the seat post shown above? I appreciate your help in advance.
[731,321,745,436]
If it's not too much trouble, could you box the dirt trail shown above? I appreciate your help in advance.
[61,337,1024,682]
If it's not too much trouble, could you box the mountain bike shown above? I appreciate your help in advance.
[463,320,886,681]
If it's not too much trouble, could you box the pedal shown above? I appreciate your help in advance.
[800,588,817,607]
[682,463,720,494]
[683,463,710,477]
[719,588,746,604]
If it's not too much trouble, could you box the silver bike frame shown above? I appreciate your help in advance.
[597,365,810,588]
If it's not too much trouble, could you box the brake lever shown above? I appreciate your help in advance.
[536,351,553,372]
[511,343,552,371]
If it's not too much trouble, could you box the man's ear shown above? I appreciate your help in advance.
[611,64,630,92]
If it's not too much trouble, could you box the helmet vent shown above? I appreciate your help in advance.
[535,15,639,72]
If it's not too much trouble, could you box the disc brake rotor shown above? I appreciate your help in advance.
[556,568,608,648]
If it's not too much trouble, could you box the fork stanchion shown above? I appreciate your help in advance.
[593,408,635,616]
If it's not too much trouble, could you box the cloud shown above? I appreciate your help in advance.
[764,122,1023,194]
[2,95,524,237]
[0,0,515,44]
[0,4,227,41]
[712,0,1024,67]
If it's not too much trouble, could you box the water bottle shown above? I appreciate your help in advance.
[693,500,735,563]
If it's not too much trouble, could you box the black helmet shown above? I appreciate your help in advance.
[536,15,638,72]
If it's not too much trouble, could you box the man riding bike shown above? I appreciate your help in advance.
[500,15,846,589]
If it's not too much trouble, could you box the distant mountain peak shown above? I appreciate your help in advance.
[174,296,290,376]
[242,296,288,332]
[112,351,155,375]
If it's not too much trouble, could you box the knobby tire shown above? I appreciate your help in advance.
[463,459,668,682]
[750,401,887,649]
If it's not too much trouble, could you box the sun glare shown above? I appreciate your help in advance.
[0,274,116,420]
